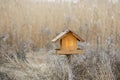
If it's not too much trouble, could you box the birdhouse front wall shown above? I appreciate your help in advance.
[61,32,77,50]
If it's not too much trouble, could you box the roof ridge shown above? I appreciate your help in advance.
[52,29,84,42]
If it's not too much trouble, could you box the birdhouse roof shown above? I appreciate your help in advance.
[52,29,85,42]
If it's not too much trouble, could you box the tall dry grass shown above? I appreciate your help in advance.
[0,1,120,80]
[0,0,120,49]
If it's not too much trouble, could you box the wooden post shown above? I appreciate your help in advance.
[66,54,71,64]
[66,54,74,80]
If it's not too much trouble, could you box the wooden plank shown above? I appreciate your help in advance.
[61,32,77,50]
[57,50,84,55]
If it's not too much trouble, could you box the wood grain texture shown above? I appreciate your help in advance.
[61,32,77,50]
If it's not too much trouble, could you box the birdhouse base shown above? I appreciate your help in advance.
[56,49,84,55]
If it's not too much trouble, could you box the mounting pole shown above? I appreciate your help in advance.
[66,54,71,64]
[66,54,74,80]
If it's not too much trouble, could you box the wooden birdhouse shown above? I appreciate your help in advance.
[52,29,85,55]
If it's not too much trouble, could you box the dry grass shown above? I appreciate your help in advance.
[0,0,120,49]
[0,0,120,80]
[0,47,120,80]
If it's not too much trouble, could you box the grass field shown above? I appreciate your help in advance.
[0,0,120,80]
[0,0,120,49]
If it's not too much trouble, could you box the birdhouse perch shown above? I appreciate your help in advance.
[52,29,85,55]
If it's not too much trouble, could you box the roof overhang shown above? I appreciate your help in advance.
[52,29,85,42]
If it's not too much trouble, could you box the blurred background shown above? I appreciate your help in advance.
[0,0,120,50]
[0,0,120,80]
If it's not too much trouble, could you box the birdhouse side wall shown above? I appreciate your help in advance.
[61,32,77,50]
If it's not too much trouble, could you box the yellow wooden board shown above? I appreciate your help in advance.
[56,50,84,55]
[61,32,77,50]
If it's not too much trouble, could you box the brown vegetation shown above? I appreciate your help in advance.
[0,0,120,80]
[0,0,120,49]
